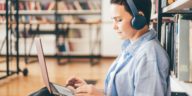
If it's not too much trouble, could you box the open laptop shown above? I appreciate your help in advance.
[35,38,74,96]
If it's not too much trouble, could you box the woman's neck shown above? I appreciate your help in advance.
[130,25,149,41]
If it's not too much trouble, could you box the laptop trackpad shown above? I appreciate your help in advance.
[53,83,74,96]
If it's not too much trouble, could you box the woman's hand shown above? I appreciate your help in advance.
[75,84,104,96]
[66,76,87,89]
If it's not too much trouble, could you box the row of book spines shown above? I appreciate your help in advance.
[0,1,101,11]
[151,0,176,14]
[0,3,5,10]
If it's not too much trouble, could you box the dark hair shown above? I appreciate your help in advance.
[110,0,151,25]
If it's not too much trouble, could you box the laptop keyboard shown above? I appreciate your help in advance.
[52,83,74,96]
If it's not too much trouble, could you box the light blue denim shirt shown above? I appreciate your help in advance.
[105,29,171,96]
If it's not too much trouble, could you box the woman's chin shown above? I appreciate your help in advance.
[118,36,125,40]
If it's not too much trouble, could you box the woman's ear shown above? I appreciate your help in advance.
[138,11,144,16]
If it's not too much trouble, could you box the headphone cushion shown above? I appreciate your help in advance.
[131,15,146,30]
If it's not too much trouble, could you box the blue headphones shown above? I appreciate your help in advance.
[125,0,147,30]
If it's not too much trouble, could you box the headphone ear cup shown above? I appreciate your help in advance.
[131,15,146,30]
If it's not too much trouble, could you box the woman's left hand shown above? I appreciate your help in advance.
[75,84,104,96]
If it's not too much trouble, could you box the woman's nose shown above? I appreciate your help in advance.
[113,22,118,30]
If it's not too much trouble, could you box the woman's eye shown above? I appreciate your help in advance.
[117,19,122,22]
[111,17,122,22]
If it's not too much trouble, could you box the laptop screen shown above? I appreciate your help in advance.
[35,38,52,93]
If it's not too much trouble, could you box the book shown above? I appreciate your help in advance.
[167,0,175,5]
[160,22,166,48]
[155,0,158,13]
[172,14,179,77]
[73,1,82,10]
[62,1,69,10]
[189,21,192,81]
[79,2,90,10]
[0,0,5,10]
[92,1,101,10]
[177,15,190,82]
[27,1,36,10]
[68,29,82,38]
[160,18,176,74]
[87,1,94,10]
[35,2,42,10]
[46,1,55,10]
[57,1,67,10]
[0,16,6,23]
[161,0,167,8]
[150,0,156,18]
[67,2,76,10]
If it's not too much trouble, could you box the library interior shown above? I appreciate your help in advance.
[0,0,192,96]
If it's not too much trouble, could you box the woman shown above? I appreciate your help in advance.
[66,0,171,96]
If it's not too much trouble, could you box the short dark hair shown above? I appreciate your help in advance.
[110,0,151,25]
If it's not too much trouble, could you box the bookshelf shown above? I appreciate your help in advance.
[163,0,192,13]
[0,10,101,15]
[151,0,192,95]
[0,0,28,80]
[0,0,102,65]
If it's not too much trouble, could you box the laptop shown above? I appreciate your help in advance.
[35,38,74,96]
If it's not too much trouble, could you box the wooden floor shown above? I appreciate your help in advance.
[0,57,113,96]
[1,57,192,96]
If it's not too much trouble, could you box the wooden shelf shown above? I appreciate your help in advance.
[19,10,55,15]
[150,13,172,21]
[0,10,54,15]
[15,0,41,1]
[163,0,192,13]
[0,10,101,15]
[57,10,101,15]
[0,11,6,15]
[0,21,101,25]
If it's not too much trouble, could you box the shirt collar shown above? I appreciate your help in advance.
[121,28,157,55]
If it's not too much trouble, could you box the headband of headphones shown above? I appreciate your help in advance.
[125,0,139,17]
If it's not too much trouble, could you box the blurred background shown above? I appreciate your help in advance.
[0,0,192,95]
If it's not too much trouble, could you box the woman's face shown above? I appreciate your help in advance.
[110,4,137,40]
